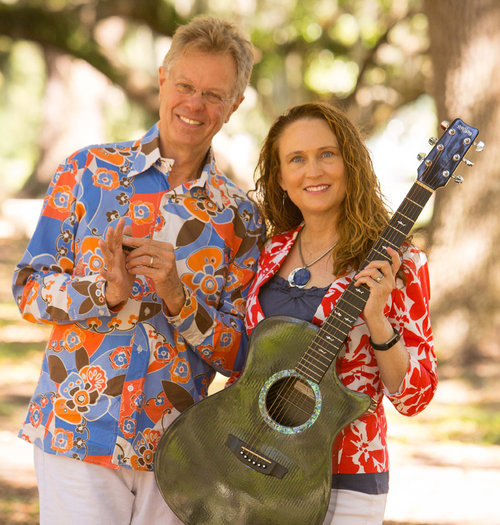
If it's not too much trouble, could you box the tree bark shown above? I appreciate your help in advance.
[423,0,500,369]
[19,49,108,197]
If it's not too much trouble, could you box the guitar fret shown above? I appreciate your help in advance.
[320,331,346,345]
[385,223,408,237]
[394,210,413,222]
[371,246,392,259]
[405,197,424,209]
[305,347,334,362]
[396,206,421,222]
[303,350,332,368]
[345,286,368,316]
[308,346,335,363]
[315,330,346,346]
[296,364,322,382]
[332,308,357,326]
[300,359,325,375]
[374,239,399,251]
[299,336,345,376]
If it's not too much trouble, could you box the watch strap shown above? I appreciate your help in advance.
[369,326,401,351]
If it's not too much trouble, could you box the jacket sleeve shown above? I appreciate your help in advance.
[384,248,438,416]
[165,204,264,377]
[12,150,117,325]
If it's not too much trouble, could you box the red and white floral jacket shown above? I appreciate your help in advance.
[244,226,438,474]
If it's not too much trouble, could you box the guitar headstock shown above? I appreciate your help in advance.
[417,118,483,190]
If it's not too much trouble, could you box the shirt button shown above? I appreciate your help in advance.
[127,384,134,391]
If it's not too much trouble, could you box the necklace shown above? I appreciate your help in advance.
[288,229,338,288]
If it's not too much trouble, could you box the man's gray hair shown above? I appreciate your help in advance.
[162,16,254,100]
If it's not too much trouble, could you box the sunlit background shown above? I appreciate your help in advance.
[1,1,499,524]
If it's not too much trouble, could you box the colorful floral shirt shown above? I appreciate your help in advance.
[12,122,264,471]
[244,226,437,474]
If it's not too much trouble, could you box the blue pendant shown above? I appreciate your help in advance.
[288,267,311,288]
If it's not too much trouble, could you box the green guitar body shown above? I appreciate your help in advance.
[155,315,372,525]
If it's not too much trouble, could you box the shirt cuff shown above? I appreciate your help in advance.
[162,284,192,325]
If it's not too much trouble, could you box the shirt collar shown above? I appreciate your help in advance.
[124,122,227,211]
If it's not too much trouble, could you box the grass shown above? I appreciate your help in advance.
[0,482,39,525]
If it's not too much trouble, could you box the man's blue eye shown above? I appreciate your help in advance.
[176,83,193,94]
[204,91,224,104]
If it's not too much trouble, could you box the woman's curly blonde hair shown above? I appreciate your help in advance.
[253,102,394,276]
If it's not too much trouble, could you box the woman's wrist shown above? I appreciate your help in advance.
[369,326,401,351]
[365,316,394,342]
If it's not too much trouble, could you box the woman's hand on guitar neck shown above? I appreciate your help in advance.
[353,246,400,329]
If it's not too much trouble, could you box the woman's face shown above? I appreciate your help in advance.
[277,117,347,222]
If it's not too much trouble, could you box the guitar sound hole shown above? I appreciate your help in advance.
[265,377,317,428]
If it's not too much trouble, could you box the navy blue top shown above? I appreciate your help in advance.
[259,274,389,495]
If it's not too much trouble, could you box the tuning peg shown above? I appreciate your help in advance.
[475,140,485,152]
[452,174,464,183]
[428,137,438,146]
[417,152,427,161]
[440,120,450,130]
[462,158,474,167]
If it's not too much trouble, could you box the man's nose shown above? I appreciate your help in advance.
[185,89,205,107]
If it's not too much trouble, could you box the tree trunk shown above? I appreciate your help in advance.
[423,0,500,370]
[19,48,108,197]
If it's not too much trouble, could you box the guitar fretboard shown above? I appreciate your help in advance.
[295,182,434,383]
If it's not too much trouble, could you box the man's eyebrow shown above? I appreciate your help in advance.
[173,74,227,94]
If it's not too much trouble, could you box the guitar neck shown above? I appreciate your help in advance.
[296,181,434,383]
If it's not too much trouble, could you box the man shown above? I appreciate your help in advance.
[12,16,263,524]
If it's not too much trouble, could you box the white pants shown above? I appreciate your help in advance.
[34,447,183,525]
[35,447,386,525]
[322,488,388,525]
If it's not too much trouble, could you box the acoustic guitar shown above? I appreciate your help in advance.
[154,118,481,524]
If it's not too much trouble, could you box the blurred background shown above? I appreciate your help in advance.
[0,0,499,523]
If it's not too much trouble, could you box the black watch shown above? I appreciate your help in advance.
[369,327,401,351]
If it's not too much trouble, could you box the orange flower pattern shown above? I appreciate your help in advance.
[12,123,264,470]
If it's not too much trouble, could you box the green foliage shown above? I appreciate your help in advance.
[0,0,430,195]
[0,40,45,193]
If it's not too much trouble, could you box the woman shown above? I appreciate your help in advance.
[245,102,437,524]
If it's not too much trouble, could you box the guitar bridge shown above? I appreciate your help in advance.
[225,434,288,479]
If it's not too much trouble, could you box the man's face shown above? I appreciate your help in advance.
[158,50,244,158]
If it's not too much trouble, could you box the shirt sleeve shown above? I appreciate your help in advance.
[383,248,438,416]
[12,150,116,325]
[165,208,264,377]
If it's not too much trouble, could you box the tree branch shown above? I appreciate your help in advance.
[0,1,186,115]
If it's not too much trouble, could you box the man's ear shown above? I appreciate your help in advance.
[224,95,245,124]
[158,66,167,89]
